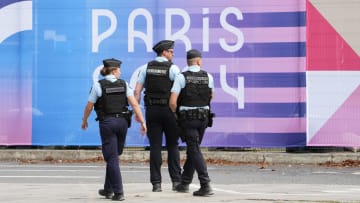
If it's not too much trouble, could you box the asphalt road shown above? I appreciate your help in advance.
[0,162,359,202]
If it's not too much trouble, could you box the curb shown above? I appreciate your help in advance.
[0,149,359,165]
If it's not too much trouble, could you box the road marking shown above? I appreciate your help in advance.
[312,171,339,174]
[189,184,240,194]
[322,188,360,194]
[0,176,99,178]
[313,171,360,175]
[322,190,351,193]
[0,169,147,172]
[191,185,325,196]
[0,165,149,169]
[211,187,241,194]
[209,188,331,197]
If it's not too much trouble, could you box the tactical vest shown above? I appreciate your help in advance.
[94,79,128,119]
[144,60,173,106]
[178,70,211,107]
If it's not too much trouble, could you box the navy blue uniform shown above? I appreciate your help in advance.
[83,58,146,200]
[173,69,213,185]
[170,49,215,196]
[136,58,182,186]
[88,75,133,195]
[135,40,182,191]
[100,115,128,193]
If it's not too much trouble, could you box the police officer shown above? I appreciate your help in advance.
[169,49,215,196]
[81,58,147,201]
[134,40,182,192]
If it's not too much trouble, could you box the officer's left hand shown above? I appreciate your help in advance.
[135,114,141,122]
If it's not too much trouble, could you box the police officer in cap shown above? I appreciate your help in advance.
[134,40,182,192]
[169,49,215,196]
[81,58,147,201]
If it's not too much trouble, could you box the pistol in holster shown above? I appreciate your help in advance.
[176,124,186,142]
[174,112,186,142]
[207,110,215,127]
[123,110,133,128]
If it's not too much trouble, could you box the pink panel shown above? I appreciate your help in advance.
[308,86,360,146]
[306,1,360,71]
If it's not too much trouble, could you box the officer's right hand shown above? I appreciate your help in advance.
[81,119,88,130]
[140,122,147,135]
[173,112,178,121]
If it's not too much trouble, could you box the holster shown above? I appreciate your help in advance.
[174,112,186,142]
[95,113,105,122]
[176,123,185,142]
[123,110,133,128]
[97,110,133,128]
[207,110,215,127]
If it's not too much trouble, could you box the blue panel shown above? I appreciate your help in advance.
[212,103,306,117]
[213,72,306,88]
[167,12,307,28]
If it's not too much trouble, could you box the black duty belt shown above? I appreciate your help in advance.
[96,110,133,122]
[96,110,133,128]
[146,98,168,106]
[106,113,125,118]
[179,108,209,120]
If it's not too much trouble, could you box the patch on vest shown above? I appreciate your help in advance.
[146,69,167,76]
[105,87,125,94]
[186,76,209,84]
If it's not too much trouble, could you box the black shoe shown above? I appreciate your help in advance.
[175,183,189,193]
[193,183,214,196]
[98,189,113,199]
[152,183,162,192]
[172,182,181,191]
[112,193,124,201]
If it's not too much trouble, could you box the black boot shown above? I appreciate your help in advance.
[98,189,113,199]
[174,183,189,193]
[172,182,181,191]
[152,183,162,192]
[112,193,125,201]
[193,183,214,196]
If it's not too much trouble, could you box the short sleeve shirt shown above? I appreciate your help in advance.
[171,65,214,111]
[88,75,133,103]
[136,56,180,84]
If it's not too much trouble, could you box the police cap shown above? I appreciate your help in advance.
[103,58,122,67]
[152,40,174,54]
[186,49,202,60]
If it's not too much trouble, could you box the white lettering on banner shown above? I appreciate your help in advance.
[220,7,244,52]
[220,65,244,109]
[202,8,210,52]
[92,9,117,53]
[91,7,244,53]
[165,8,191,51]
[91,7,245,107]
[128,8,153,52]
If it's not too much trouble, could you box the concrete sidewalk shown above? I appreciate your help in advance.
[0,148,359,165]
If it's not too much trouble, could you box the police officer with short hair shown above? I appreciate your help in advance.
[134,40,182,192]
[169,49,215,196]
[81,58,147,201]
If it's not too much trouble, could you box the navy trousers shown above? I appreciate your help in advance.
[179,118,211,184]
[99,116,128,193]
[145,105,182,184]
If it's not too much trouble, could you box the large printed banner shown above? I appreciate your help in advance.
[0,0,306,147]
[306,0,360,147]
